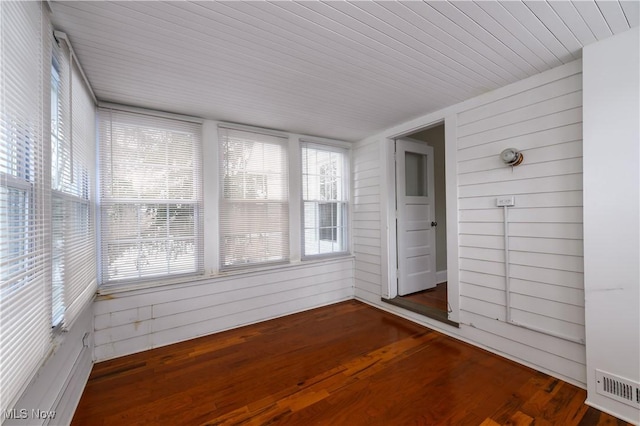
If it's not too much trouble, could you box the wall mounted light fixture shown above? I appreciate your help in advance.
[500,148,524,166]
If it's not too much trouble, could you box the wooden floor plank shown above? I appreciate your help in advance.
[402,282,449,311]
[72,300,630,426]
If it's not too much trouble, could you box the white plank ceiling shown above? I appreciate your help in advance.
[50,1,639,141]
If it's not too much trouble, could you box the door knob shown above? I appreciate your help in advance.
[431,221,437,227]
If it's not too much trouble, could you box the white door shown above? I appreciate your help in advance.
[396,138,437,296]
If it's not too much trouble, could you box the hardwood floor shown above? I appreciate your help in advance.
[72,300,629,426]
[402,282,449,311]
[384,282,455,327]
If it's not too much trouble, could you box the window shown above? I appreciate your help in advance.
[301,143,348,257]
[1,0,51,414]
[218,127,289,269]
[50,38,97,328]
[319,203,338,242]
[98,109,203,283]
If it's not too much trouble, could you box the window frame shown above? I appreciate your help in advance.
[217,125,290,271]
[98,120,351,288]
[318,202,338,242]
[0,0,54,413]
[50,55,65,327]
[300,141,350,260]
[97,108,204,285]
[49,35,99,330]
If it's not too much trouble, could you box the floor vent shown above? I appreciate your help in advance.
[596,370,640,408]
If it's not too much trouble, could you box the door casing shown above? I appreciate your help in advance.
[380,117,460,323]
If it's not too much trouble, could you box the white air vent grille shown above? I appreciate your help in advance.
[596,370,640,408]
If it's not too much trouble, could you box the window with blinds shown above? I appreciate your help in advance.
[50,38,97,329]
[301,143,349,257]
[0,0,51,414]
[219,127,289,269]
[98,109,203,283]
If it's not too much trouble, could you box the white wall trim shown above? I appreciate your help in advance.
[202,120,220,274]
[288,134,302,262]
[378,116,460,323]
[443,114,460,323]
[97,101,203,124]
[381,137,395,299]
[97,255,355,297]
[217,121,291,139]
[47,345,93,426]
[584,399,639,426]
[436,270,447,284]
[5,304,94,426]
[298,135,352,150]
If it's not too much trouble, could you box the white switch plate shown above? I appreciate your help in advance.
[496,196,515,207]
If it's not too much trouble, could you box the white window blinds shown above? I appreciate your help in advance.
[0,0,50,414]
[301,143,349,257]
[99,109,203,283]
[219,127,289,269]
[51,37,97,329]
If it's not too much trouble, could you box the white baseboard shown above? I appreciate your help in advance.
[436,270,447,284]
[585,398,640,426]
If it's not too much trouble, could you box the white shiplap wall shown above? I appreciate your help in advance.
[457,65,585,344]
[352,139,383,300]
[93,258,353,361]
[353,60,587,386]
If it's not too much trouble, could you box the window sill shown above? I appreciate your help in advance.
[97,254,355,297]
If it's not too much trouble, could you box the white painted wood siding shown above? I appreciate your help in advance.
[456,66,585,345]
[352,139,383,301]
[353,60,587,387]
[583,27,640,424]
[93,258,353,361]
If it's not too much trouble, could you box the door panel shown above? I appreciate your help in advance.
[397,138,436,296]
[405,229,429,248]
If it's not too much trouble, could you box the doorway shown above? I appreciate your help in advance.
[396,138,436,296]
[384,122,456,327]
